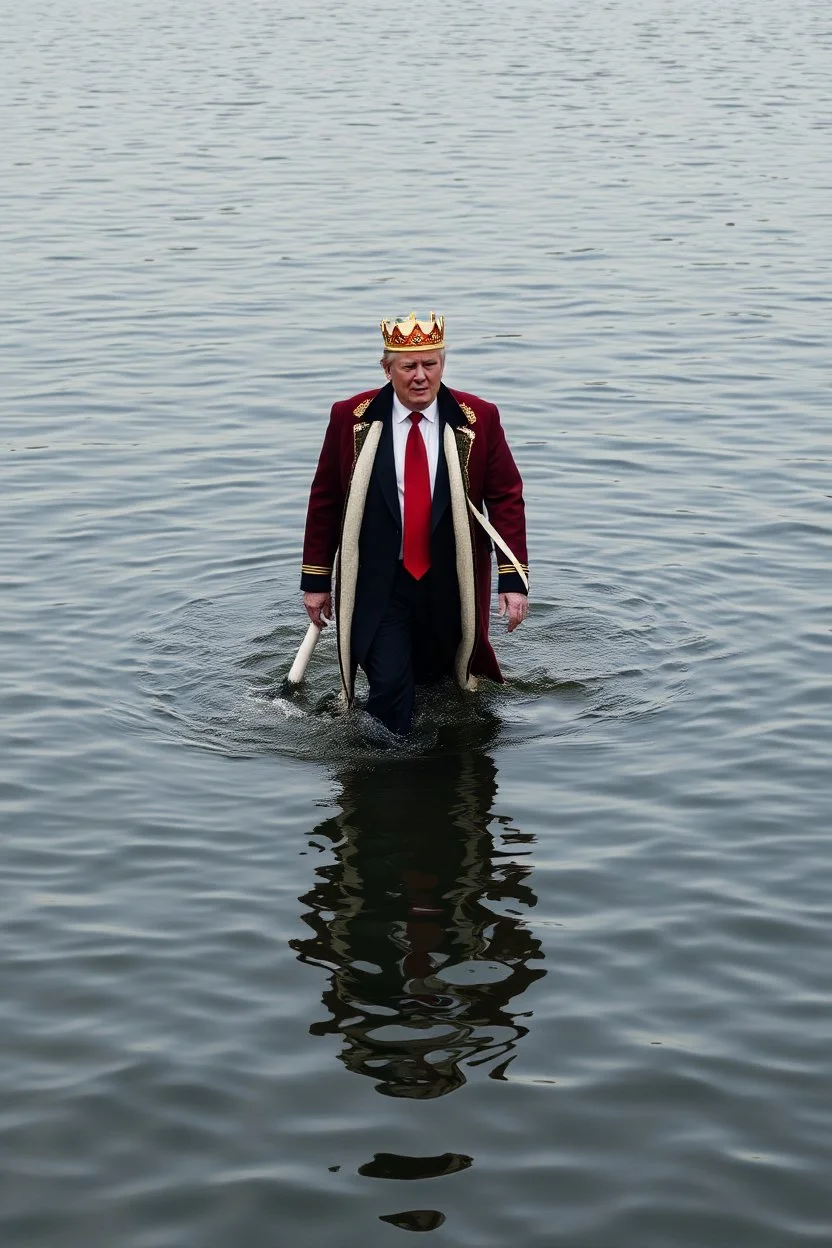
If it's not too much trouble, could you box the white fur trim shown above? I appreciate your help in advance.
[444,424,478,691]
[337,421,383,702]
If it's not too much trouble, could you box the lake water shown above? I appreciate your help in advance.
[2,0,831,1243]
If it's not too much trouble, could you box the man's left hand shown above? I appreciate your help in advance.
[498,592,528,632]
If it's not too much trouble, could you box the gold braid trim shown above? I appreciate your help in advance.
[453,425,475,494]
[352,398,372,419]
[459,401,477,425]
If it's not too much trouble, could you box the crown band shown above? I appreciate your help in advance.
[380,311,445,353]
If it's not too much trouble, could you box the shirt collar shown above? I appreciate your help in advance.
[392,393,438,425]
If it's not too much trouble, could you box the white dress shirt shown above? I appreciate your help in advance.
[391,393,440,555]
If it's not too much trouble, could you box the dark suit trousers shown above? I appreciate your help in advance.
[363,564,455,735]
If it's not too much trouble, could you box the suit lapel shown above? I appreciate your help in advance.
[437,383,465,431]
[366,383,399,526]
[432,428,450,531]
[433,384,466,530]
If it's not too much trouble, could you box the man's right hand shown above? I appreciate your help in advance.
[303,591,333,628]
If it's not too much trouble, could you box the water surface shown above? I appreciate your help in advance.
[2,0,831,1243]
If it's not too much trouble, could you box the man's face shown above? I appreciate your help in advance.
[384,351,445,411]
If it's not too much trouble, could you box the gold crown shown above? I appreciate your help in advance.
[380,311,445,353]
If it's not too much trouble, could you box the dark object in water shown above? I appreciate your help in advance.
[379,1209,446,1232]
[359,1151,472,1181]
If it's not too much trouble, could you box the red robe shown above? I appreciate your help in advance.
[301,382,528,688]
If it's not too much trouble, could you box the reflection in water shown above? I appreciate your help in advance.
[358,1152,473,1181]
[292,736,545,1099]
[379,1209,446,1232]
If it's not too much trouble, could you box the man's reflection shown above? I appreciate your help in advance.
[292,745,545,1098]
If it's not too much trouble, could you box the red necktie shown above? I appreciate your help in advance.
[403,412,431,580]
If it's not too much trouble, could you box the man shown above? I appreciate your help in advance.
[300,312,529,734]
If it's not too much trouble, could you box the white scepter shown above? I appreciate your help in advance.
[285,621,322,687]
